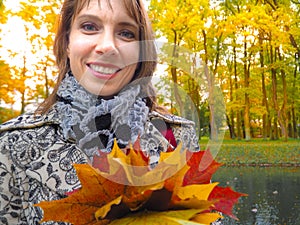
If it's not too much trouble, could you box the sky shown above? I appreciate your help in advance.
[3,0,21,11]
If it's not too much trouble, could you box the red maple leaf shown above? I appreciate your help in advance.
[183,149,223,185]
[209,186,248,220]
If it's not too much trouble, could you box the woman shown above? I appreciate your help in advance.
[0,0,199,224]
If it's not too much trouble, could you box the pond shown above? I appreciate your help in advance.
[212,166,300,225]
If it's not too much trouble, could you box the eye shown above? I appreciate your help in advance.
[81,23,98,32]
[119,30,136,40]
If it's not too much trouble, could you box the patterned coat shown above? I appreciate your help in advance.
[0,105,199,225]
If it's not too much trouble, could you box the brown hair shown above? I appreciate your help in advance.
[36,0,157,114]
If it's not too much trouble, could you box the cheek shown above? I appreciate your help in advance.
[68,34,93,59]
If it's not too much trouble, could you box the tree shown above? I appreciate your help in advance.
[149,0,227,141]
[219,0,299,141]
[0,0,18,123]
[0,0,6,24]
[0,60,13,105]
[0,0,61,115]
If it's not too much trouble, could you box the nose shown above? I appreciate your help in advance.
[95,31,118,55]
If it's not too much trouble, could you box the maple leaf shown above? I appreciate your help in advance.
[108,209,218,225]
[36,163,163,225]
[184,150,223,185]
[208,186,248,220]
[35,139,246,225]
[35,164,119,225]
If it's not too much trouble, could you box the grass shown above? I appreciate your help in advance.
[199,138,300,166]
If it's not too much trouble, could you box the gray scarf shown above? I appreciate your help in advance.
[56,73,149,162]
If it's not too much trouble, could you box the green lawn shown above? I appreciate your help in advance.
[199,138,300,166]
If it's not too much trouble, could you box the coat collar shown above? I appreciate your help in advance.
[1,105,195,133]
[0,107,60,132]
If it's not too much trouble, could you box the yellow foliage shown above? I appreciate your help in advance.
[35,141,230,224]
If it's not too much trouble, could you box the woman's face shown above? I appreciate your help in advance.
[68,0,140,97]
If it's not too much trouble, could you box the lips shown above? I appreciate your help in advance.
[89,64,121,74]
[87,63,122,80]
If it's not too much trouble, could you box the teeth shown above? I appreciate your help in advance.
[90,64,119,74]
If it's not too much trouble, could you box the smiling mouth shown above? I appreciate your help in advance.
[89,64,121,75]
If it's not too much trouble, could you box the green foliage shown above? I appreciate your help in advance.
[207,139,300,166]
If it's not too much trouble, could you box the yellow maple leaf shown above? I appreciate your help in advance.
[192,213,223,224]
[175,183,219,201]
[35,139,244,225]
[108,209,214,225]
[36,163,164,225]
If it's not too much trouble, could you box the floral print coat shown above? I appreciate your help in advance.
[0,106,199,225]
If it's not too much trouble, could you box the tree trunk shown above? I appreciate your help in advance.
[259,32,270,140]
[170,31,184,115]
[291,107,298,138]
[171,66,184,114]
[233,44,242,140]
[273,117,279,140]
[202,30,218,141]
[291,56,298,138]
[267,116,272,139]
[206,66,218,141]
[287,111,293,138]
[226,114,235,139]
[277,48,288,141]
[20,55,27,115]
[191,51,203,141]
[243,40,251,141]
[229,68,236,139]
[270,43,282,140]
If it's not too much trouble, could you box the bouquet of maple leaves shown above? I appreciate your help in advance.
[36,139,246,225]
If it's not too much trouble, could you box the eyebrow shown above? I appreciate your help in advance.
[76,14,139,30]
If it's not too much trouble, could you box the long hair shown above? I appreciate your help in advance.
[36,0,157,114]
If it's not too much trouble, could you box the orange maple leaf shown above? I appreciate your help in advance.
[35,139,246,225]
[36,163,120,224]
[36,163,163,225]
[35,139,166,225]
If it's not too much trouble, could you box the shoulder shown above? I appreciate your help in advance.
[0,107,60,133]
[149,110,199,152]
[0,107,61,155]
[149,110,195,126]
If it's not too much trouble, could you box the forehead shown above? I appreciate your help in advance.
[73,0,139,28]
[72,0,142,31]
[76,0,110,12]
[75,0,135,17]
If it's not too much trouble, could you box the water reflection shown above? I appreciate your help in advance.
[212,167,300,225]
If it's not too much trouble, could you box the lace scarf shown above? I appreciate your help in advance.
[56,73,149,162]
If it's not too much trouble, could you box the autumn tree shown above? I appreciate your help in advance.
[149,0,299,141]
[0,0,61,115]
[0,0,6,24]
[149,0,227,141]
[0,60,20,123]
[0,2,20,122]
[218,0,300,141]
[16,0,61,100]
